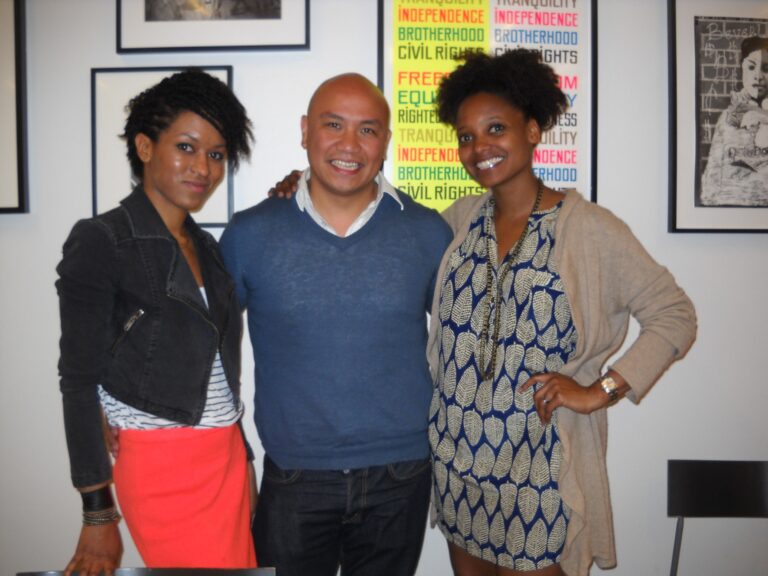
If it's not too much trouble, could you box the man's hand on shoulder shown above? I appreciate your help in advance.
[268,170,302,199]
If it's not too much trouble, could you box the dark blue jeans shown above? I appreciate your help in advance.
[253,455,431,576]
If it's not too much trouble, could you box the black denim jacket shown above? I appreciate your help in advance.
[57,188,244,487]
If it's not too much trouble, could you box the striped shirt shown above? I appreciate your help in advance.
[98,287,242,429]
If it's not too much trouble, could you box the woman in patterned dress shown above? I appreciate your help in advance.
[427,49,696,576]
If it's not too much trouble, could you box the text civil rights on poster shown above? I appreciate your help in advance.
[378,0,596,212]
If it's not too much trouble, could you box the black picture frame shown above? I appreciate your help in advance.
[668,0,768,232]
[377,0,598,210]
[91,66,234,228]
[1,0,29,214]
[116,0,310,53]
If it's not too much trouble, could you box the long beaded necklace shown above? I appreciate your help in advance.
[476,179,544,383]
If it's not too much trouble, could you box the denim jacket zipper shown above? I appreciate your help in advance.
[110,308,145,353]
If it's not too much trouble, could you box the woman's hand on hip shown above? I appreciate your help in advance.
[521,372,611,424]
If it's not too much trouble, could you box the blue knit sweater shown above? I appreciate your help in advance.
[220,192,452,470]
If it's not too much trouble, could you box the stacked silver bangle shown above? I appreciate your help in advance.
[83,507,122,526]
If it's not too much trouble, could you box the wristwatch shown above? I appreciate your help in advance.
[598,374,620,403]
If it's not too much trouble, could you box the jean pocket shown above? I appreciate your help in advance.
[386,457,430,482]
[263,455,303,485]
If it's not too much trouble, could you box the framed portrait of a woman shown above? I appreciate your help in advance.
[669,0,768,232]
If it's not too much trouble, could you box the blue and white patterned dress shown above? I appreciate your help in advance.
[429,199,578,570]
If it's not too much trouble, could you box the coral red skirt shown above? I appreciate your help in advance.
[113,424,256,568]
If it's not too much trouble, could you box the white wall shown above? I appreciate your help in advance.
[1,1,766,575]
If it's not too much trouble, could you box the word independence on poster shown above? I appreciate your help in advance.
[381,0,595,211]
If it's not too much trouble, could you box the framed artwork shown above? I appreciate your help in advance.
[91,66,234,228]
[377,0,597,212]
[0,0,28,213]
[668,0,768,232]
[117,0,309,53]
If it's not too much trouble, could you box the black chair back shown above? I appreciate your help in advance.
[668,459,768,517]
[667,459,768,576]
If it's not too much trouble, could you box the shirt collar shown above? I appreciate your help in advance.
[296,169,404,211]
[295,168,404,236]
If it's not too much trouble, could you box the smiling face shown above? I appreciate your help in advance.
[454,92,540,193]
[301,74,391,203]
[742,48,768,102]
[136,110,227,224]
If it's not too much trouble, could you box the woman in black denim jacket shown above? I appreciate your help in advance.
[56,70,254,575]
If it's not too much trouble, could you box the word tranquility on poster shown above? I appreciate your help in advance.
[385,0,590,212]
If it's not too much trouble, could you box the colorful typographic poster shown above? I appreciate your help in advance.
[381,0,594,211]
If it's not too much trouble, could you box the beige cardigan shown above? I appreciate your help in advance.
[427,190,697,576]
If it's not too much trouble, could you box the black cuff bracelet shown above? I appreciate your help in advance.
[80,485,115,512]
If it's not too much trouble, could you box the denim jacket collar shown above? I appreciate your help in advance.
[120,185,203,242]
[119,186,223,313]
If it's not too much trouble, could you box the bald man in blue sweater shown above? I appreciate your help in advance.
[220,73,452,576]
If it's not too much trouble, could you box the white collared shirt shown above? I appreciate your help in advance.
[295,168,404,237]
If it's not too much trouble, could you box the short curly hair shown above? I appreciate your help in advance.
[436,49,568,131]
[122,68,253,181]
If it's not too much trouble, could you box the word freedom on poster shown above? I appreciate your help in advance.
[381,0,594,211]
